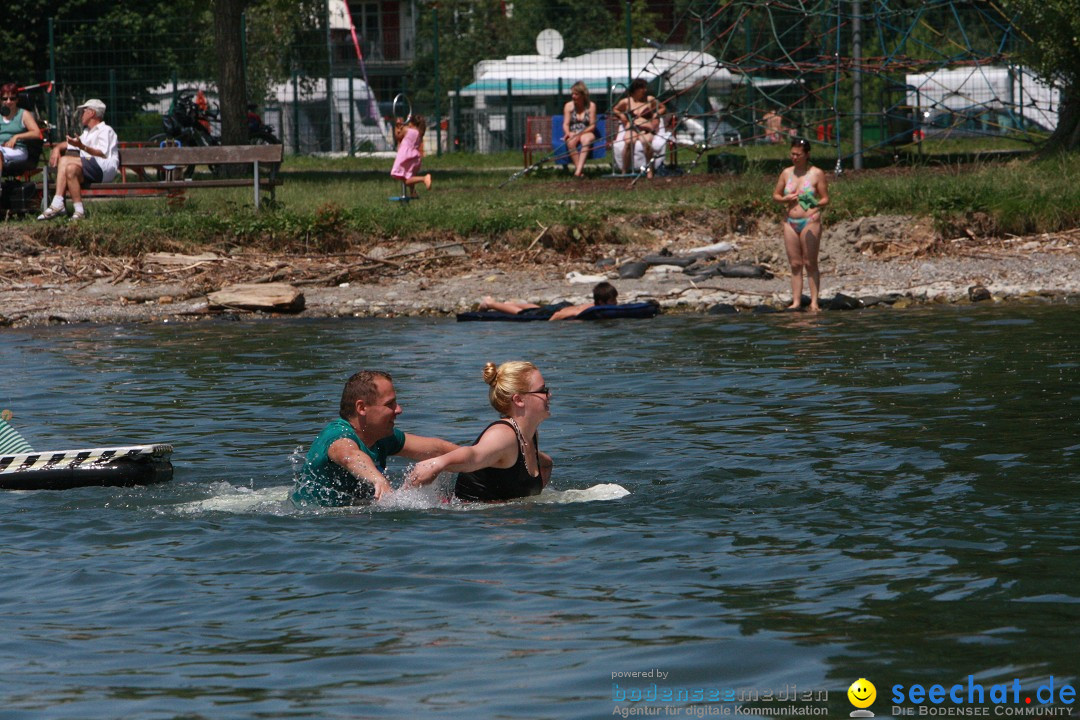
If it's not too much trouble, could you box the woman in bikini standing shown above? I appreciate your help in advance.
[563,81,598,177]
[772,138,830,311]
[613,79,665,178]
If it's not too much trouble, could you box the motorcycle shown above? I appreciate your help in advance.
[246,104,282,146]
[148,90,281,177]
[149,89,218,150]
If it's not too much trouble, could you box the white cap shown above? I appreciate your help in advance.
[77,98,106,115]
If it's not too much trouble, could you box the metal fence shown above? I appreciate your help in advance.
[29,0,1056,166]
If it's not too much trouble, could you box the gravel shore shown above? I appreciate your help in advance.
[2,214,1078,327]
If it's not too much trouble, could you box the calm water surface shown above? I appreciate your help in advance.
[2,306,1078,719]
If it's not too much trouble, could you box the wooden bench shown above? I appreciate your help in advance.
[42,143,283,210]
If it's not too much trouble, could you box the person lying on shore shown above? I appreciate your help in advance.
[407,361,553,502]
[478,281,619,321]
[291,370,457,507]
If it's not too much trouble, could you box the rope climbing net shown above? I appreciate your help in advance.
[644,0,1057,166]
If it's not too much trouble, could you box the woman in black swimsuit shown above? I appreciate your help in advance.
[408,361,554,501]
[562,81,598,177]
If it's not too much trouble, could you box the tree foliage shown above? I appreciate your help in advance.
[409,0,662,109]
[4,0,322,140]
[1000,0,1080,149]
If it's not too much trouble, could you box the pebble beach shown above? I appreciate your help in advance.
[2,214,1078,327]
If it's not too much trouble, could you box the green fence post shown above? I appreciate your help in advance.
[454,87,461,153]
[171,70,178,112]
[293,70,300,154]
[625,0,632,85]
[324,0,335,152]
[108,69,116,126]
[434,5,442,157]
[348,67,355,156]
[506,79,514,152]
[48,18,57,140]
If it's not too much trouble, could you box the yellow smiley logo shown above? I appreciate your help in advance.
[848,678,877,709]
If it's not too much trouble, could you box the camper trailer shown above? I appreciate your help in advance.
[905,66,1059,135]
[268,77,393,154]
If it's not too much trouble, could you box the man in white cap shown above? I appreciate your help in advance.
[37,98,119,221]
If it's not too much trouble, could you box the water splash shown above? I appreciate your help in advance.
[171,479,629,515]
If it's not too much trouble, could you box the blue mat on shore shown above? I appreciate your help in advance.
[457,301,660,322]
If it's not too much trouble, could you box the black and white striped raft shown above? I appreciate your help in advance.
[0,444,173,490]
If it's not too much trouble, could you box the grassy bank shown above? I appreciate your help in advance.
[16,150,1079,255]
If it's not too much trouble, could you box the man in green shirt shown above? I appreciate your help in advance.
[292,370,458,507]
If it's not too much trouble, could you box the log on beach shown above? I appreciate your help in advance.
[207,283,305,313]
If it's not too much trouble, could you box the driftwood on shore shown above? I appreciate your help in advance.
[1,216,1078,327]
[207,283,305,313]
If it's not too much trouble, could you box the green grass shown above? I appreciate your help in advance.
[18,149,1078,254]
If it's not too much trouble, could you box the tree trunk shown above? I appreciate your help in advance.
[213,0,249,155]
[1044,86,1079,153]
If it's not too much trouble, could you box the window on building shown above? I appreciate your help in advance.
[353,2,382,60]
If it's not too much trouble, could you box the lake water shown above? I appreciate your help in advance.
[2,306,1078,719]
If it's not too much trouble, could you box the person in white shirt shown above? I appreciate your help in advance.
[37,98,119,221]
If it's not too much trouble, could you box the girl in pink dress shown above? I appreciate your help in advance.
[390,116,432,197]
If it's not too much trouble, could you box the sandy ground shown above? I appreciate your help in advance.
[2,213,1078,328]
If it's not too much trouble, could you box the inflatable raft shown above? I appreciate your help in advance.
[457,301,660,322]
[0,444,174,490]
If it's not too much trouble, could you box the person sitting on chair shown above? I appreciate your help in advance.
[613,111,674,174]
[478,282,619,321]
[562,81,598,177]
[37,98,119,221]
[611,79,666,178]
[0,83,42,182]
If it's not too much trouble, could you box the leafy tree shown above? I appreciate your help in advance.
[212,0,324,148]
[244,0,327,105]
[409,0,662,111]
[2,1,206,136]
[412,0,516,104]
[5,0,320,142]
[213,0,249,146]
[1000,0,1080,150]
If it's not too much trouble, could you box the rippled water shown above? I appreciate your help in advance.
[2,306,1078,719]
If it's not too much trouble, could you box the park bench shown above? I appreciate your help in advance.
[41,143,283,211]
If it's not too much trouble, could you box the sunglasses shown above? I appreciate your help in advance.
[523,386,551,397]
[0,96,17,101]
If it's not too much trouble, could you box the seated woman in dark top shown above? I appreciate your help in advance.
[611,78,665,178]
[563,81,598,177]
[407,361,553,501]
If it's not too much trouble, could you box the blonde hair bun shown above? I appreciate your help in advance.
[482,360,539,414]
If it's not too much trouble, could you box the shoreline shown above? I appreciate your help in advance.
[2,215,1078,327]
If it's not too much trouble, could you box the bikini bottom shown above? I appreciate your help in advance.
[787,216,816,233]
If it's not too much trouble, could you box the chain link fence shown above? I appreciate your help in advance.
[29,0,1055,163]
